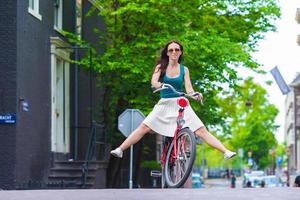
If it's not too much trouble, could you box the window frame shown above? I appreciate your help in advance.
[28,0,42,21]
[54,0,63,31]
[76,0,82,38]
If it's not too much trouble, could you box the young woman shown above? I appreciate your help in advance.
[111,40,236,160]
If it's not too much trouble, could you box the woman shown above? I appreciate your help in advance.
[111,40,236,160]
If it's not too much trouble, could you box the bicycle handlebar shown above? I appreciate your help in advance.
[152,83,203,104]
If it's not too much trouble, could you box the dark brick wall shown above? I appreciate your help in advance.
[1,0,105,189]
[14,0,75,186]
[63,0,76,33]
[15,0,53,184]
[82,1,105,52]
[0,0,17,190]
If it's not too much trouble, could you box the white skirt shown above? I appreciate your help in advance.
[143,97,204,137]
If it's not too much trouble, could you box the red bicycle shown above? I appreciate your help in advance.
[153,84,201,188]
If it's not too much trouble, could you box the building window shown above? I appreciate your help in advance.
[76,0,82,38]
[28,0,42,20]
[29,0,34,9]
[54,0,63,30]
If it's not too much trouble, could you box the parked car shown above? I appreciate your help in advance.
[250,170,265,177]
[243,170,265,187]
[249,176,264,188]
[263,175,282,187]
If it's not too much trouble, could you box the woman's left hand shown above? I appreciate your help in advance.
[190,92,203,102]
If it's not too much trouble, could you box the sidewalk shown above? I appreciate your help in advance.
[203,177,243,188]
[1,187,300,200]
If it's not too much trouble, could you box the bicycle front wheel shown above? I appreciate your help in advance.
[163,128,196,188]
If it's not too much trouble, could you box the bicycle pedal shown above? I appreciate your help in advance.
[150,170,162,178]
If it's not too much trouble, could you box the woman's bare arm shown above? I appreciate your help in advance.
[151,64,162,89]
[184,66,203,101]
[184,66,194,94]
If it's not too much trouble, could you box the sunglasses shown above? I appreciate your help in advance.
[168,48,181,53]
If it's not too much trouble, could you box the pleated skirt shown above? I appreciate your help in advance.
[143,97,204,137]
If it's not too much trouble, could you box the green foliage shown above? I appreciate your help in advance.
[90,0,280,142]
[195,139,240,169]
[276,142,287,168]
[217,78,279,169]
[195,144,224,168]
[71,1,280,145]
[141,160,161,170]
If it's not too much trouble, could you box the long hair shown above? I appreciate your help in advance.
[155,40,184,80]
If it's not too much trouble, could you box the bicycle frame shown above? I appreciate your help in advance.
[160,98,189,184]
[152,83,200,188]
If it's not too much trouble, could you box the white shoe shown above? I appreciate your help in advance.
[110,147,123,158]
[224,150,236,160]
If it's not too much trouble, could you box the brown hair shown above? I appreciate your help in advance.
[155,40,184,80]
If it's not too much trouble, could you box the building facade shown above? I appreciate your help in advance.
[283,7,300,185]
[285,74,300,175]
[0,0,108,189]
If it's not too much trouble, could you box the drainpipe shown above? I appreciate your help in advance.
[73,1,78,160]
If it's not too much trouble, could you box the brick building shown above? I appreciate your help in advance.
[0,0,109,189]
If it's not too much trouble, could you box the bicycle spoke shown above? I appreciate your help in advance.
[174,161,180,182]
[164,129,196,188]
[178,140,187,175]
[169,135,189,183]
[169,158,180,183]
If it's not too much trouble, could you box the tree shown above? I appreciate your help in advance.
[87,0,280,140]
[217,78,279,169]
[74,0,280,186]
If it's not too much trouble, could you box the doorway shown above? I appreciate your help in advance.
[50,37,71,154]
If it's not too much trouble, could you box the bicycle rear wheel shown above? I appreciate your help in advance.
[163,128,196,188]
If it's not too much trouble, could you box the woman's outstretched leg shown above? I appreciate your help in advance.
[195,127,236,160]
[110,123,151,158]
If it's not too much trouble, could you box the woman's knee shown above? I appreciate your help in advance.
[195,126,208,137]
[139,123,151,133]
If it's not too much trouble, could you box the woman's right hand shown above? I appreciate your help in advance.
[151,82,163,90]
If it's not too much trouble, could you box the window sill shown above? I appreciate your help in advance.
[54,26,64,34]
[28,8,42,21]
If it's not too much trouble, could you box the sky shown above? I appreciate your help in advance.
[241,0,300,143]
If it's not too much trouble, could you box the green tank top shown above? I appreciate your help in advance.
[160,64,184,98]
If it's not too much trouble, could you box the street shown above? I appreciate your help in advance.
[0,187,299,200]
[2,177,298,200]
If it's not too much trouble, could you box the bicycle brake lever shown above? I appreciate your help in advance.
[200,99,203,105]
[152,84,171,93]
[191,92,204,105]
[152,85,165,93]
